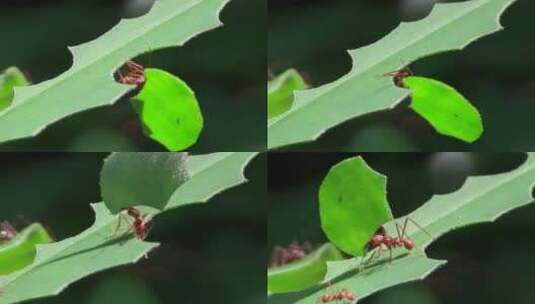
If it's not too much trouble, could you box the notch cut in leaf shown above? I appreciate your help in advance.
[131,68,204,151]
[0,67,29,112]
[268,69,307,119]
[403,76,483,143]
[319,157,393,257]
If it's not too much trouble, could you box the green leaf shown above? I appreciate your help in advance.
[0,203,159,304]
[166,152,258,210]
[0,152,257,303]
[0,224,53,275]
[404,76,483,143]
[0,67,28,112]
[267,0,517,149]
[132,68,203,151]
[269,153,535,304]
[100,152,190,214]
[268,69,307,119]
[319,157,393,256]
[0,0,230,144]
[268,243,343,295]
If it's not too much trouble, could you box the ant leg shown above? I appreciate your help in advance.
[406,217,434,240]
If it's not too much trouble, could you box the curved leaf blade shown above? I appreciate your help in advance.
[404,76,483,143]
[319,157,393,257]
[0,67,28,112]
[0,0,229,144]
[132,68,203,151]
[268,243,343,294]
[268,69,307,119]
[268,0,517,149]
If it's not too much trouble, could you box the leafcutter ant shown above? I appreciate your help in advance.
[114,207,153,241]
[360,217,434,270]
[0,221,17,241]
[115,60,145,86]
[383,67,412,88]
[318,288,357,303]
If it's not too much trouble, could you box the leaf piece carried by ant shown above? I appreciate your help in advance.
[0,223,53,275]
[319,157,393,257]
[100,152,190,214]
[131,68,204,151]
[268,243,343,294]
[268,69,307,119]
[402,76,483,143]
[0,67,29,112]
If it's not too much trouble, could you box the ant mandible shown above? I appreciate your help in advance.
[319,288,357,303]
[361,217,433,269]
[116,60,145,86]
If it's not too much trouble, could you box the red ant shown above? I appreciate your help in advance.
[114,207,153,241]
[0,221,17,242]
[115,60,145,86]
[319,288,357,303]
[361,217,433,269]
[383,67,412,88]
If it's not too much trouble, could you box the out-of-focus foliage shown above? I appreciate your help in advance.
[0,67,28,111]
[269,0,534,151]
[0,0,265,152]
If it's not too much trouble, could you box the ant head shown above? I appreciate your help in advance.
[126,207,141,218]
[384,67,412,88]
[402,239,414,250]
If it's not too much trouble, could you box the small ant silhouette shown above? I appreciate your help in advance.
[383,67,412,88]
[0,221,17,241]
[116,60,145,86]
[361,217,433,270]
[114,207,153,241]
[319,288,357,303]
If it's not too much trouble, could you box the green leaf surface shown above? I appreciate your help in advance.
[319,157,393,257]
[0,224,53,275]
[268,243,343,295]
[166,152,258,210]
[267,0,517,149]
[100,152,190,213]
[0,0,229,144]
[0,67,28,112]
[404,76,483,143]
[0,152,256,303]
[269,153,535,304]
[268,69,307,119]
[132,68,203,151]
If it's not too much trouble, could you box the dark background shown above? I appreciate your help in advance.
[269,0,535,151]
[0,153,265,304]
[268,152,535,304]
[0,0,266,152]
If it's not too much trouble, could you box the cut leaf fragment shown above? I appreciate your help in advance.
[268,243,343,294]
[268,69,307,119]
[100,152,190,213]
[319,157,393,257]
[132,68,204,151]
[403,76,483,143]
[0,223,53,275]
[0,67,29,112]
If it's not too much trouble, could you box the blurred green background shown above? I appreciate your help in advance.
[269,0,535,151]
[0,0,265,152]
[268,152,535,304]
[0,152,265,303]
